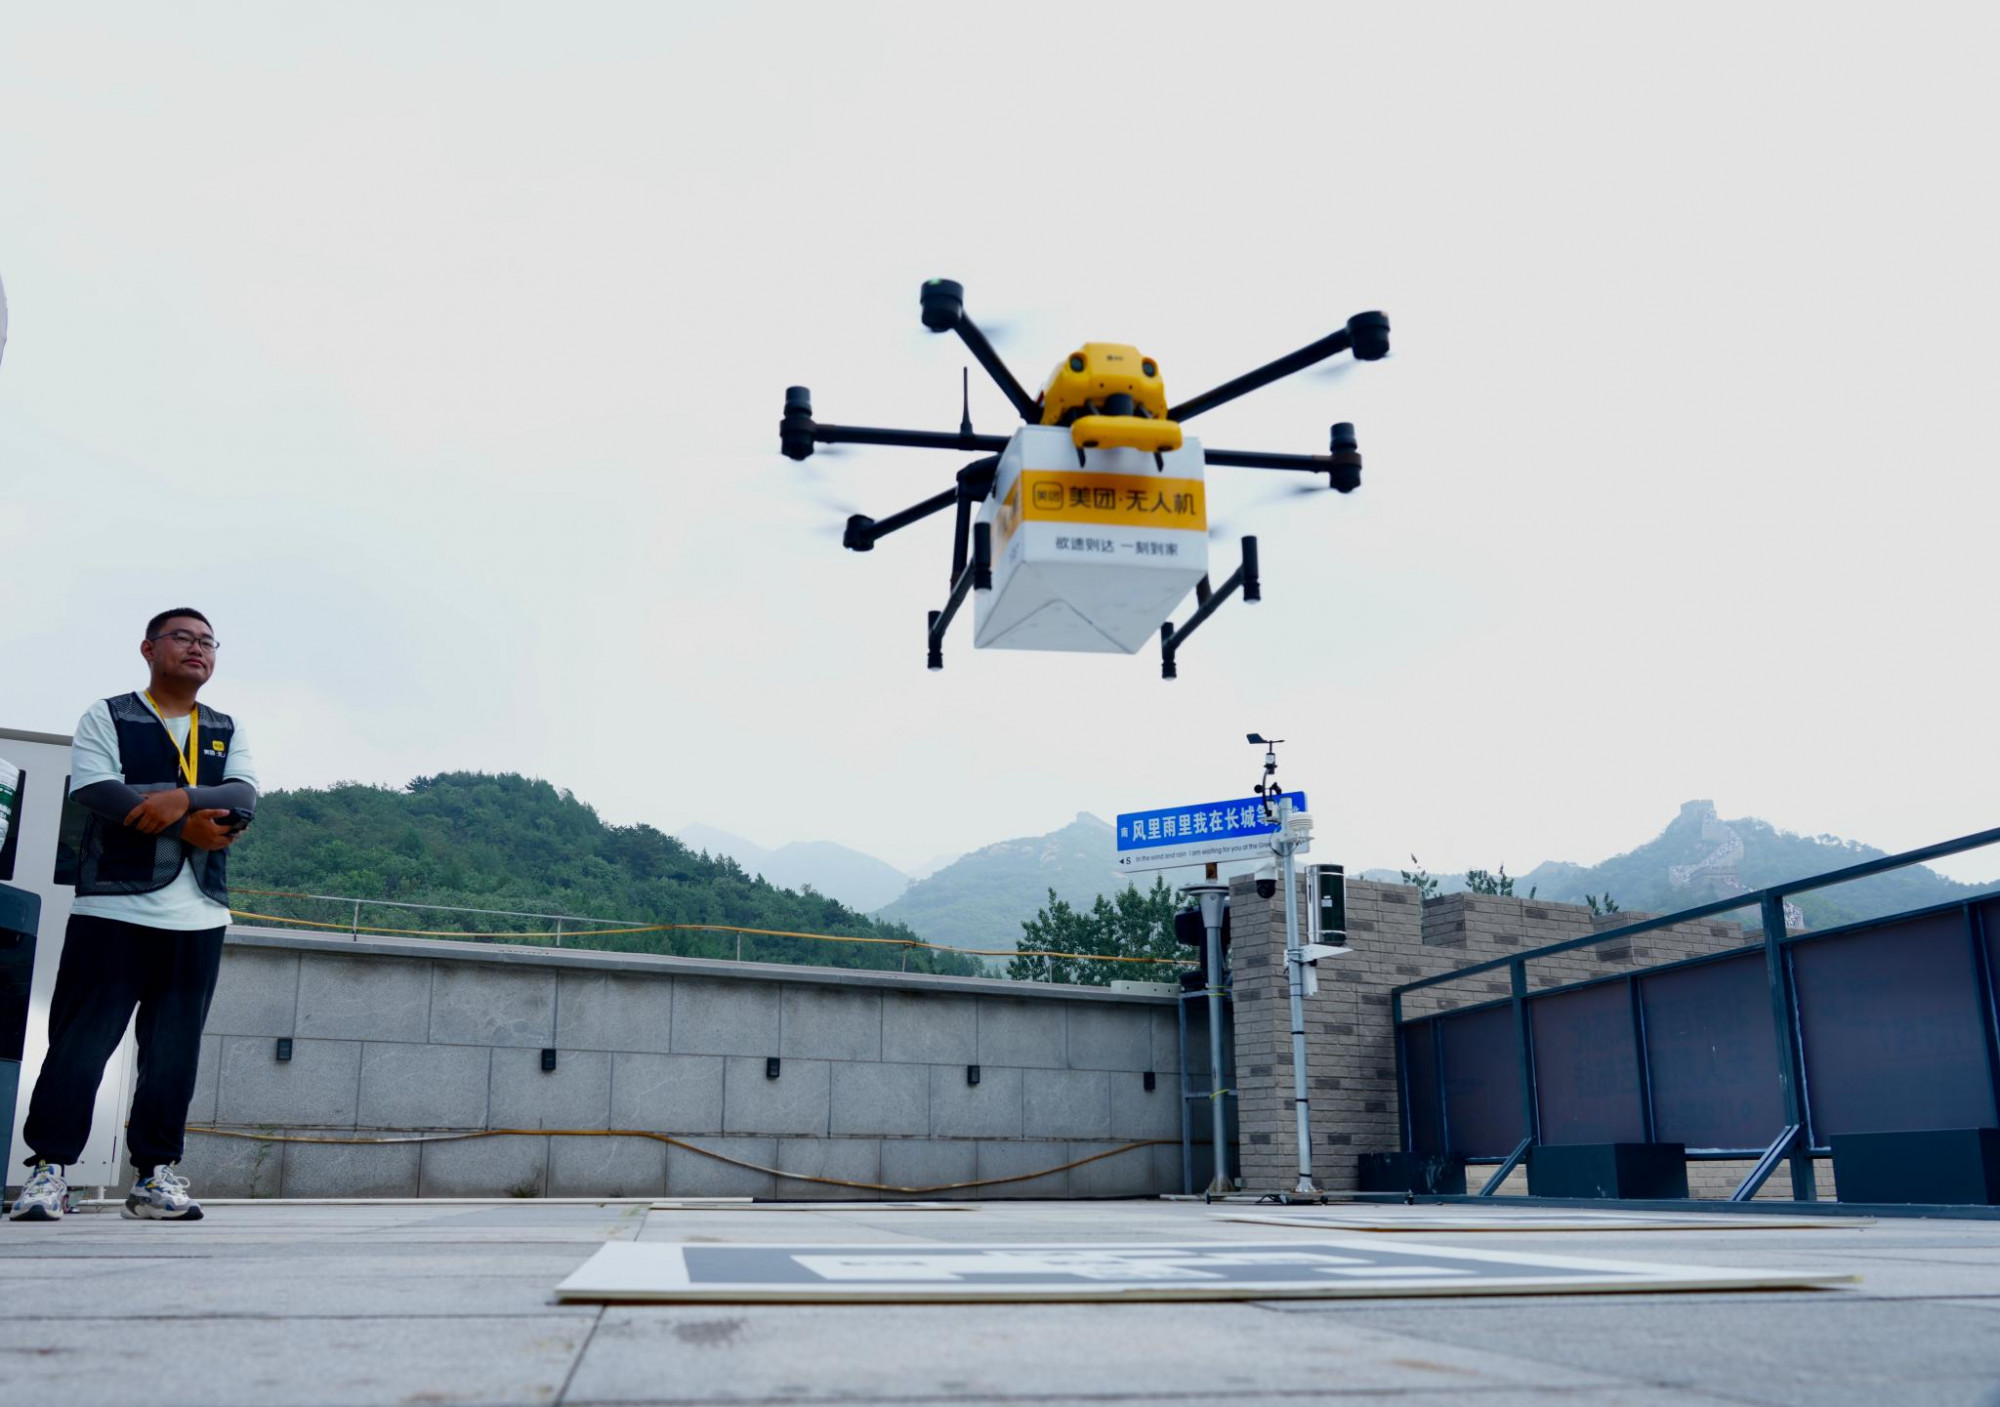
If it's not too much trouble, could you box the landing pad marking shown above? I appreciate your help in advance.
[556,1238,1853,1303]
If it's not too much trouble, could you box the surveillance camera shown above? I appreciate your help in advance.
[1254,861,1278,900]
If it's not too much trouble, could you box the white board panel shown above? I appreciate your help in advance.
[556,1238,1854,1303]
[651,1200,975,1212]
[1219,1209,1876,1233]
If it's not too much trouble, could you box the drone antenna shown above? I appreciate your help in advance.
[959,366,973,437]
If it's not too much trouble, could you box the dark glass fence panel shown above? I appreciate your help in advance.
[1440,1004,1524,1157]
[1640,952,1783,1150]
[1984,899,2000,998]
[1530,980,1644,1145]
[1793,911,1995,1139]
[1402,1019,1443,1152]
[1394,833,2000,1182]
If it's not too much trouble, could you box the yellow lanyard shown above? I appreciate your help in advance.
[142,692,200,786]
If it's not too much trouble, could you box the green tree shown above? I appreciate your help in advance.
[1464,865,1515,897]
[1400,854,1440,901]
[1006,878,1188,987]
[1585,892,1622,916]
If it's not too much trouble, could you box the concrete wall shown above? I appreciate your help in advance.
[1228,879,1831,1197]
[181,929,1198,1200]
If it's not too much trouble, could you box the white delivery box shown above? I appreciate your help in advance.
[974,426,1208,654]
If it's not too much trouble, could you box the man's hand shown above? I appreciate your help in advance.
[181,809,241,852]
[124,789,193,835]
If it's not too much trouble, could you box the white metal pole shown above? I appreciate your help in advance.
[1278,799,1318,1197]
[1185,883,1233,1196]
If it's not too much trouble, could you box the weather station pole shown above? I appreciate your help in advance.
[1249,731,1320,1200]
[1119,740,1336,1202]
[1274,794,1319,1198]
[1181,874,1234,1196]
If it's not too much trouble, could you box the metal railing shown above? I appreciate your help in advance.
[226,886,1191,980]
[227,886,970,971]
[1390,825,2000,1201]
[236,889,651,944]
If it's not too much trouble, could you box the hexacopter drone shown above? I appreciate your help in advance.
[779,279,1390,677]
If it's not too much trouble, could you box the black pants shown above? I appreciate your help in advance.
[22,914,225,1170]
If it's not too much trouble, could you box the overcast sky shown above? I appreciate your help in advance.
[3,3,1995,885]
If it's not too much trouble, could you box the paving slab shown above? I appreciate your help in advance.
[560,1299,1654,1404]
[1339,1296,2000,1407]
[2,1198,1995,1406]
[0,1313,590,1406]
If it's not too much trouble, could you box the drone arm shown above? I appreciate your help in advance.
[919,279,1041,423]
[813,422,1010,455]
[1160,536,1259,680]
[1168,311,1389,422]
[868,486,959,536]
[843,485,959,552]
[952,316,1041,423]
[784,382,1012,460]
[1204,424,1363,492]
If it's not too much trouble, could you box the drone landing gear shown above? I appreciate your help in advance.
[926,522,993,670]
[1160,536,1260,680]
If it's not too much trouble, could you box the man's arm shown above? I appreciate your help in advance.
[71,779,191,837]
[117,779,256,837]
[68,778,159,821]
[184,779,257,812]
[72,777,254,837]
[207,719,259,819]
[67,701,186,832]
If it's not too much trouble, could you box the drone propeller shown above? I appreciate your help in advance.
[1207,479,1327,539]
[915,313,1022,352]
[780,493,869,546]
[1309,348,1392,381]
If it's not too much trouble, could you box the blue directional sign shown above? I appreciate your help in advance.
[1114,791,1308,872]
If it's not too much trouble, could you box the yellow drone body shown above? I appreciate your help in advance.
[777,277,1390,676]
[1039,342,1184,455]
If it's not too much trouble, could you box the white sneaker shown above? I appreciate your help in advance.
[122,1166,202,1221]
[9,1162,68,1221]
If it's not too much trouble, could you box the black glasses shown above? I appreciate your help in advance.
[149,630,221,654]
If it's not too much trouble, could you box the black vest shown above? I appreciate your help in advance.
[64,693,238,904]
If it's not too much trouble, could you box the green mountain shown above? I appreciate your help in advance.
[227,772,979,975]
[874,812,1136,952]
[1509,801,1988,930]
[675,824,911,912]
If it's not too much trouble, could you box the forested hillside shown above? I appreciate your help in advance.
[874,812,1130,949]
[227,772,980,975]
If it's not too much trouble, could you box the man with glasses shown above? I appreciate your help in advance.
[9,608,258,1222]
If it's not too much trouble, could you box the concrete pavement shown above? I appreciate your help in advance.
[4,1198,1998,1406]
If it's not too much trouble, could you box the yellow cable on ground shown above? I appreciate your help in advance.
[184,1125,1174,1195]
[226,907,1189,968]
